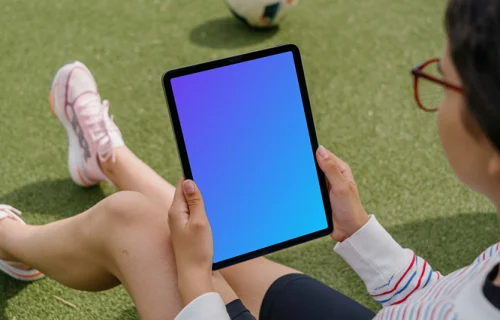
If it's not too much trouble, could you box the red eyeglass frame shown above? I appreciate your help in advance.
[411,58,464,112]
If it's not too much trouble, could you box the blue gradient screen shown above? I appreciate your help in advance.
[170,52,328,264]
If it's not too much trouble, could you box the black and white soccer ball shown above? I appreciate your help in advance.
[226,0,299,28]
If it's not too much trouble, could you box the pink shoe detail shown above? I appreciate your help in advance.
[49,61,124,187]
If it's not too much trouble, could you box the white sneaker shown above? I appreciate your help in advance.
[0,205,44,281]
[49,61,124,187]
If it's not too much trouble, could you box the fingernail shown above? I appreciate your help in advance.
[318,145,329,159]
[183,180,196,195]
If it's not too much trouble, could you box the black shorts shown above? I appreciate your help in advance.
[226,274,375,320]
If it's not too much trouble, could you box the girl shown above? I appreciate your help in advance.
[1,0,499,319]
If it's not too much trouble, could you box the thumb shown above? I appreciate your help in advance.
[182,180,207,222]
[316,145,346,186]
[168,179,189,229]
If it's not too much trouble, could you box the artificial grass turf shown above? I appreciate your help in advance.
[0,0,499,318]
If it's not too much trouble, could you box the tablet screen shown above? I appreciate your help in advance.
[169,50,329,266]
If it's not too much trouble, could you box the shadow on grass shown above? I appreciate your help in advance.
[189,16,278,49]
[0,178,106,220]
[0,277,29,320]
[387,211,500,274]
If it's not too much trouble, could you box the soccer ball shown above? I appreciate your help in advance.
[226,0,298,28]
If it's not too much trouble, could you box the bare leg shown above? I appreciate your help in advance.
[0,145,302,319]
[2,59,272,318]
[0,191,182,320]
[100,147,302,318]
[100,147,175,208]
[2,145,280,319]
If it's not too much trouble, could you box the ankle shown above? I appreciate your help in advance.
[98,146,127,181]
[99,156,114,178]
[0,218,24,261]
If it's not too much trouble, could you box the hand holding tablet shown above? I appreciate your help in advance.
[162,44,333,269]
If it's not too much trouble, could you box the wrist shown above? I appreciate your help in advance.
[178,271,214,307]
[212,272,238,304]
[349,213,370,235]
[335,213,370,242]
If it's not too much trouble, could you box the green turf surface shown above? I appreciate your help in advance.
[0,0,499,318]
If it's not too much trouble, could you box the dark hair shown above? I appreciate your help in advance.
[446,0,500,151]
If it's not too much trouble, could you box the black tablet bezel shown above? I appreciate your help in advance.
[162,44,333,270]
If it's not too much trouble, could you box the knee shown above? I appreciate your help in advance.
[100,191,168,227]
[83,192,175,276]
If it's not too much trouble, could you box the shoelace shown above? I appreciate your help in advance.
[0,205,21,217]
[78,98,120,163]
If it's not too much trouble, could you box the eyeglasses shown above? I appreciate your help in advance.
[411,58,464,112]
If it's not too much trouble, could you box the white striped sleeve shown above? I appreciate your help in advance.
[334,215,442,307]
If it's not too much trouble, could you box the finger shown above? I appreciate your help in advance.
[168,179,189,228]
[182,180,208,223]
[316,146,355,183]
[316,145,347,185]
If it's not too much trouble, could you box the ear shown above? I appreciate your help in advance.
[487,152,500,177]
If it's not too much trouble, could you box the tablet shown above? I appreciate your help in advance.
[162,44,333,270]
